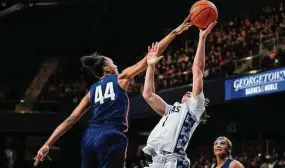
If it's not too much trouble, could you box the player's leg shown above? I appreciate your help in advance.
[102,141,128,168]
[81,146,96,168]
[160,158,190,168]
[81,128,99,168]
[95,129,128,168]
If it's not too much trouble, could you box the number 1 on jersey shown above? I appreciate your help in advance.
[162,116,169,127]
[95,82,116,104]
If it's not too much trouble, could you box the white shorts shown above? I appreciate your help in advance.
[145,153,190,168]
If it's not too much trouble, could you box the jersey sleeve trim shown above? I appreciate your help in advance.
[186,92,205,121]
[164,104,174,116]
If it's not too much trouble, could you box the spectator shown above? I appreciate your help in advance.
[39,1,285,101]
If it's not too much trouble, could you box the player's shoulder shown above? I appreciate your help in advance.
[165,102,180,111]
[192,91,205,100]
[105,74,118,80]
[100,74,118,83]
[91,75,118,87]
[186,92,206,107]
[173,102,181,106]
[172,102,189,110]
[229,159,244,168]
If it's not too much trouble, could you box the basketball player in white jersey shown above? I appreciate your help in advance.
[142,21,217,168]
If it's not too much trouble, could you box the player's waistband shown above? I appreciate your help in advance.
[152,153,189,163]
[143,145,188,161]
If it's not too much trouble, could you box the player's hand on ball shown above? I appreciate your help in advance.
[199,21,217,39]
[34,144,49,166]
[146,42,163,65]
[173,15,192,35]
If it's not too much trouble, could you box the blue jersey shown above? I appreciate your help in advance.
[89,74,129,132]
[221,158,233,168]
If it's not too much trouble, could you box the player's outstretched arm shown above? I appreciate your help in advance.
[118,16,192,89]
[229,160,245,168]
[191,21,217,97]
[143,43,167,116]
[157,16,192,55]
[33,93,90,167]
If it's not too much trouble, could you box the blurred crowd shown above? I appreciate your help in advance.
[129,1,285,94]
[0,1,285,101]
[130,151,285,168]
[38,56,89,103]
[2,136,285,168]
[34,1,285,101]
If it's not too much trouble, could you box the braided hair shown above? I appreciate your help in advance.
[80,52,108,79]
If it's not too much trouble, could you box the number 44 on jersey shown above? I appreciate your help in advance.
[95,82,116,104]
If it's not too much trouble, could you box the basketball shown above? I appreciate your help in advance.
[189,0,218,29]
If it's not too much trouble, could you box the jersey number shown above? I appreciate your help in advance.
[94,82,116,104]
[162,116,169,127]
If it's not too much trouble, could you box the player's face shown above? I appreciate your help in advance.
[104,58,118,74]
[181,91,192,103]
[213,139,228,156]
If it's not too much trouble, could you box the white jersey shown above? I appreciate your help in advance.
[143,92,205,156]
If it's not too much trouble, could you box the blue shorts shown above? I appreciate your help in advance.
[81,125,128,168]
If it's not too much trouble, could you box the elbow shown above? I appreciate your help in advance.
[143,91,152,100]
[192,64,204,74]
[121,70,133,79]
[142,86,153,100]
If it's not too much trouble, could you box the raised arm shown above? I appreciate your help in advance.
[142,43,167,116]
[118,17,192,90]
[157,16,192,55]
[192,22,217,97]
[34,93,90,166]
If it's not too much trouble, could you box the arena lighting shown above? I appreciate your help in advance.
[28,0,59,7]
[0,3,25,18]
[32,2,58,6]
[245,56,252,61]
[265,155,271,159]
[238,55,253,61]
[0,1,59,18]
[1,2,6,7]
[248,70,258,74]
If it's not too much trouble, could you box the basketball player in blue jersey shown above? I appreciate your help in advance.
[33,17,192,168]
[142,22,216,168]
[213,137,244,168]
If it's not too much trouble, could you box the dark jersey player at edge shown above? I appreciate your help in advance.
[34,16,192,168]
[213,137,244,168]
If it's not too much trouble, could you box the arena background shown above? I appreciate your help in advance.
[0,0,285,167]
